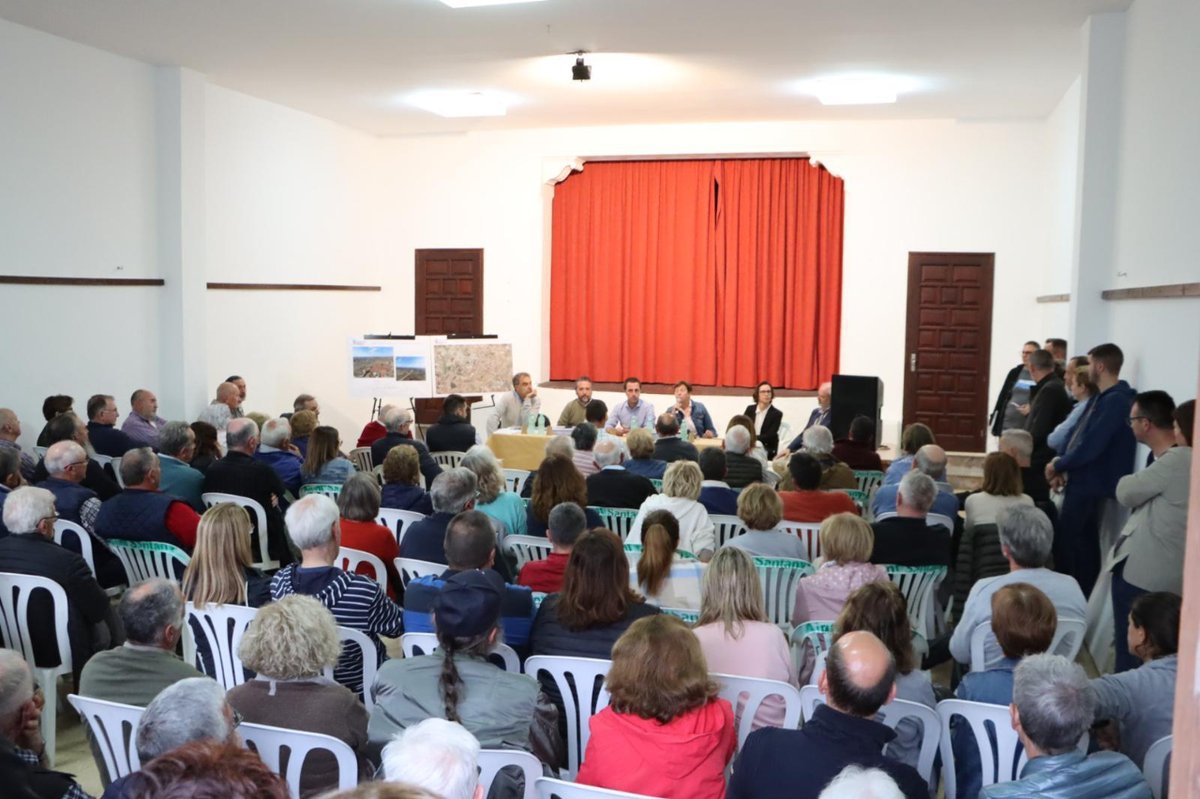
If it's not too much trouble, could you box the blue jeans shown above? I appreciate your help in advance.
[1111,560,1149,673]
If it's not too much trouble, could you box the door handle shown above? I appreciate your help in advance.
[910,353,917,373]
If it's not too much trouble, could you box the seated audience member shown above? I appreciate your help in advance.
[570,422,600,476]
[371,407,442,487]
[196,381,240,433]
[462,446,526,535]
[1173,398,1194,448]
[301,425,356,486]
[400,468,477,563]
[817,766,904,799]
[0,649,93,799]
[778,452,859,523]
[518,502,586,593]
[957,452,1034,610]
[580,615,735,799]
[953,583,1057,799]
[95,448,200,552]
[835,582,937,772]
[271,495,403,696]
[586,439,656,510]
[227,595,372,795]
[526,455,601,536]
[202,418,291,565]
[380,445,434,515]
[1024,348,1073,480]
[793,513,888,629]
[85,393,138,457]
[781,382,834,455]
[0,487,117,680]
[630,509,706,608]
[79,579,201,706]
[982,655,1152,799]
[356,404,391,449]
[605,376,656,436]
[585,399,623,450]
[0,449,21,535]
[253,417,304,495]
[870,444,958,520]
[745,381,783,459]
[183,502,273,609]
[380,718,481,799]
[950,505,1087,670]
[653,413,700,463]
[487,371,542,435]
[369,570,563,765]
[1111,391,1190,671]
[694,548,797,728]
[35,394,74,448]
[696,448,738,516]
[728,631,928,799]
[623,427,667,479]
[156,421,205,511]
[38,440,102,533]
[557,375,594,427]
[627,460,715,560]
[783,425,856,491]
[124,740,288,799]
[0,408,37,482]
[671,380,717,438]
[882,424,936,486]
[338,473,403,600]
[121,389,167,449]
[402,511,534,647]
[998,428,1048,504]
[188,420,222,474]
[35,414,119,499]
[728,484,807,559]
[289,409,318,457]
[1047,356,1097,455]
[425,394,480,453]
[832,415,884,471]
[1090,592,1180,769]
[723,424,764,488]
[869,472,952,567]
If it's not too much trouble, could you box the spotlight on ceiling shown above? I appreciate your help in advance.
[571,52,592,82]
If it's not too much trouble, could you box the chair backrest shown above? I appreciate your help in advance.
[479,748,543,799]
[1143,734,1172,799]
[0,572,72,673]
[937,699,1023,799]
[328,625,379,711]
[375,508,426,547]
[52,519,97,579]
[431,450,466,468]
[927,512,956,530]
[92,453,114,466]
[238,721,359,797]
[773,520,822,562]
[588,506,639,540]
[854,470,885,493]
[712,673,803,750]
[298,483,343,499]
[503,468,532,495]
[184,601,260,689]
[111,456,125,488]
[394,557,444,588]
[884,564,948,639]
[753,556,814,627]
[66,694,144,779]
[969,616,1087,672]
[504,535,554,572]
[710,514,748,547]
[524,656,612,779]
[348,447,373,472]
[399,632,522,673]
[874,511,898,521]
[660,607,699,624]
[337,547,388,592]
[790,620,835,678]
[107,539,191,583]
[535,777,658,799]
[200,492,276,570]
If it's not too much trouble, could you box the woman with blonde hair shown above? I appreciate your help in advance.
[578,615,735,799]
[380,445,433,514]
[301,425,355,485]
[461,445,526,535]
[289,409,318,457]
[693,548,797,728]
[623,427,667,479]
[227,595,371,797]
[182,503,272,608]
[792,513,887,626]
[630,510,706,609]
[727,483,807,559]
[628,460,715,561]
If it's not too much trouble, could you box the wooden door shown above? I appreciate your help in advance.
[415,249,483,335]
[902,252,994,453]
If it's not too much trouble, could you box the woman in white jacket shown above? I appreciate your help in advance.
[627,460,715,561]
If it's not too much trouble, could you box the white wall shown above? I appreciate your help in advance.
[1038,79,1081,340]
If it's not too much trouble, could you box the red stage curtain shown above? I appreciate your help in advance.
[550,158,842,389]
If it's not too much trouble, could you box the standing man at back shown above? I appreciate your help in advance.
[1024,349,1073,489]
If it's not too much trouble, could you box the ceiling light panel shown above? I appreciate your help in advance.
[437,0,548,8]
[407,91,509,117]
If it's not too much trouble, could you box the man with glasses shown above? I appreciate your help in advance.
[85,393,138,458]
[990,340,1040,438]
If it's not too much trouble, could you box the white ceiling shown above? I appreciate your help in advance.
[0,0,1130,136]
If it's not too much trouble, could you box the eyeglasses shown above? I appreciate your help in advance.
[40,513,59,526]
[230,708,244,728]
[68,460,88,469]
[1126,416,1148,426]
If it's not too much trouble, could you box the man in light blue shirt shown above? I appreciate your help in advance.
[605,377,656,435]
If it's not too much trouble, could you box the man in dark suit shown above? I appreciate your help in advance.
[697,448,739,516]
[651,413,698,463]
[781,381,832,454]
[201,418,291,565]
[869,472,951,567]
[399,468,515,582]
[723,425,764,489]
[32,414,120,500]
[371,406,442,486]
[84,393,139,458]
[1024,348,1073,485]
[585,440,656,509]
[425,394,479,453]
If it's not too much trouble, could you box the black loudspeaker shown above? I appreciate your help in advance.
[830,375,884,443]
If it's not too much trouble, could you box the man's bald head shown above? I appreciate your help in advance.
[821,630,897,718]
[215,382,240,409]
[913,444,947,481]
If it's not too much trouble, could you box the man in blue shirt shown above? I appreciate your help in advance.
[605,377,656,435]
[870,444,959,522]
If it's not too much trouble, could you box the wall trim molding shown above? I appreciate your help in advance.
[1035,293,1070,303]
[0,275,164,287]
[1101,282,1200,301]
[206,282,381,292]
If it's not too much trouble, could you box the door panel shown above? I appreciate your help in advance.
[415,249,483,335]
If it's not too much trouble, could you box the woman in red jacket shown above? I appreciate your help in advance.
[578,614,736,799]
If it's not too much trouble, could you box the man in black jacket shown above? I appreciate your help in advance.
[1024,348,1073,483]
[869,472,952,567]
[585,440,656,509]
[371,407,443,487]
[31,415,120,500]
[651,414,698,463]
[425,394,480,453]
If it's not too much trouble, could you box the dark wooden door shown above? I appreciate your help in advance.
[902,252,994,453]
[415,249,483,335]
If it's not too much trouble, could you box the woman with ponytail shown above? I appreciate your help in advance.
[631,509,706,609]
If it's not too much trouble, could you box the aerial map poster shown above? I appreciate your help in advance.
[433,340,513,395]
[348,338,433,397]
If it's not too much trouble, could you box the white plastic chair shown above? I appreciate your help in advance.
[52,519,100,583]
[375,508,426,547]
[503,468,532,495]
[790,620,835,681]
[884,564,947,639]
[66,694,144,780]
[588,506,639,540]
[479,748,543,799]
[710,514,748,547]
[111,456,125,488]
[338,547,388,592]
[400,632,522,673]
[431,451,467,468]
[968,616,1086,672]
[774,520,822,562]
[505,535,554,571]
[660,607,699,624]
[937,699,1023,799]
[329,625,379,711]
[524,655,612,779]
[394,557,444,587]
[107,539,191,583]
[535,777,657,799]
[0,572,72,766]
[299,483,343,499]
[712,673,803,749]
[753,556,814,628]
[1144,734,1172,799]
[238,721,359,797]
[854,470,885,493]
[183,601,260,689]
[201,492,278,570]
[927,512,956,530]
[348,447,373,472]
[92,453,114,467]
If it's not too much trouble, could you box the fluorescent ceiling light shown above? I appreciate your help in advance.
[799,75,908,106]
[438,0,547,7]
[407,91,508,118]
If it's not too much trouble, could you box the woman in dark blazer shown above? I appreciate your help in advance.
[745,381,783,459]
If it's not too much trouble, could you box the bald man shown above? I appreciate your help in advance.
[196,381,241,432]
[728,631,927,799]
[869,443,960,522]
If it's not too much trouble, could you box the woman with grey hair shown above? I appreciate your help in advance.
[460,445,527,536]
[226,595,372,797]
[338,472,402,600]
[627,460,715,561]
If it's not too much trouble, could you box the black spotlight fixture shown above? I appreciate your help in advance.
[572,51,591,81]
